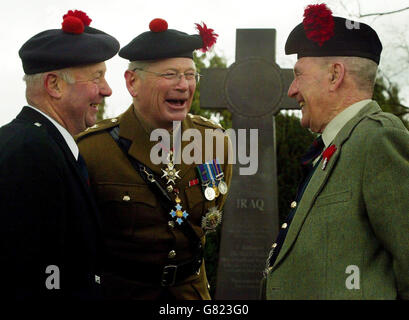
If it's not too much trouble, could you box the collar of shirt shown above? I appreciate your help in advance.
[27,105,79,160]
[321,99,372,148]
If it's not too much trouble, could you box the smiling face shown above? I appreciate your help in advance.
[287,57,333,133]
[130,57,196,130]
[59,62,112,135]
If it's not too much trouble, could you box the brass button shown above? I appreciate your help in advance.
[168,250,176,259]
[168,221,175,229]
[34,122,42,127]
[272,243,277,249]
[122,195,131,202]
[111,118,118,123]
[290,201,297,209]
[281,223,288,229]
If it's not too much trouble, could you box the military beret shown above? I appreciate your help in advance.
[285,4,382,65]
[119,18,218,61]
[19,10,120,74]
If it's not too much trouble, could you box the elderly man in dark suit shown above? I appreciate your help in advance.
[263,4,409,299]
[0,10,119,299]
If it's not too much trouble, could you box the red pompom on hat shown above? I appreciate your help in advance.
[63,10,92,26]
[149,18,168,32]
[62,10,92,34]
[303,3,334,46]
[195,22,218,52]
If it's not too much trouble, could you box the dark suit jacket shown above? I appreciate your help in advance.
[0,106,103,300]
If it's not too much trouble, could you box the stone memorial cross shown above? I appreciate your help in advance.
[200,29,299,299]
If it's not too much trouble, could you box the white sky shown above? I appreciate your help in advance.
[1,0,408,126]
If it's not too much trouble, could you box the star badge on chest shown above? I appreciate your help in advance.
[161,150,181,185]
[169,196,189,225]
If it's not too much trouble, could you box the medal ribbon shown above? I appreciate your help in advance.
[197,164,210,185]
[205,161,216,186]
[213,158,224,180]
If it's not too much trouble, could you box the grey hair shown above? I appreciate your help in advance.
[320,56,378,93]
[23,69,75,86]
[23,69,75,105]
[128,61,153,78]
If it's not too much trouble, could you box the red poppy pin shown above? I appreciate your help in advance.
[322,144,337,170]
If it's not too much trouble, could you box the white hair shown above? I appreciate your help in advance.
[23,69,75,104]
[128,61,154,78]
[320,56,378,93]
[23,69,75,86]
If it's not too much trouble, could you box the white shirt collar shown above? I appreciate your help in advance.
[27,105,79,160]
[322,99,372,148]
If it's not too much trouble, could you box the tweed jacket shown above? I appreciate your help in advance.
[266,101,409,300]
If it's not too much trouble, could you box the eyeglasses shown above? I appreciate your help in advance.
[132,68,202,83]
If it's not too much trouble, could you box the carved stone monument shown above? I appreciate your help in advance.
[200,29,298,299]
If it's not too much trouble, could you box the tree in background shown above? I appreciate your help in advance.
[191,52,232,129]
[374,76,409,128]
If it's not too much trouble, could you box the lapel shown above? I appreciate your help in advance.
[16,106,102,227]
[118,105,194,180]
[272,101,382,269]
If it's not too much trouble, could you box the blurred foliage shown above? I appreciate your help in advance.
[192,52,232,129]
[373,76,409,128]
[275,113,315,224]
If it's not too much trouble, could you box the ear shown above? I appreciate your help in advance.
[124,70,140,97]
[328,62,345,91]
[44,73,63,98]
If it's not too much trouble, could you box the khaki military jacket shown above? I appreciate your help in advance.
[77,105,232,300]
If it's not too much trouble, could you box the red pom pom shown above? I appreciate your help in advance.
[195,22,218,53]
[149,18,168,32]
[62,16,84,34]
[303,4,334,46]
[63,10,92,26]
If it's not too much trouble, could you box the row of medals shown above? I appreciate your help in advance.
[161,150,226,231]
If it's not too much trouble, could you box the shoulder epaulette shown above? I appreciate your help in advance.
[75,116,120,142]
[188,113,225,130]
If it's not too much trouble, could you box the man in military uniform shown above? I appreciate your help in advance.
[263,4,409,299]
[77,18,232,300]
[0,10,119,299]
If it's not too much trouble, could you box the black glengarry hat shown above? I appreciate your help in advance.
[19,10,120,74]
[119,18,218,61]
[285,4,382,65]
